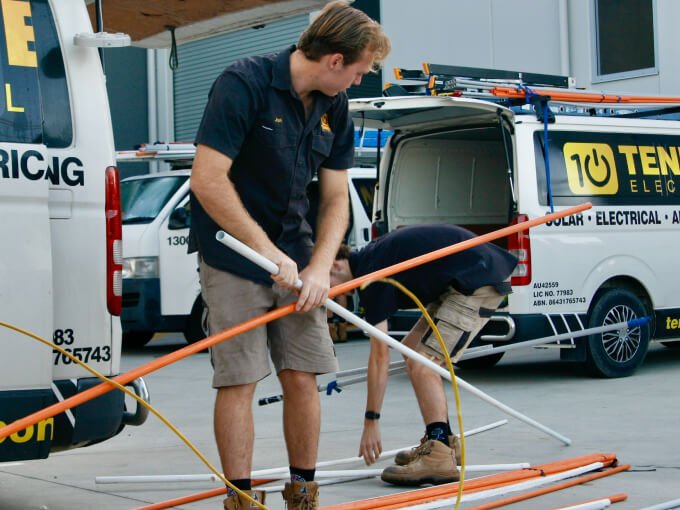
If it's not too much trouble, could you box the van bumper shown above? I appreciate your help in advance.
[122,278,185,332]
[0,376,149,462]
[122,278,161,331]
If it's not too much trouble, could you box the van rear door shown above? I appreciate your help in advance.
[0,143,54,391]
[0,0,55,393]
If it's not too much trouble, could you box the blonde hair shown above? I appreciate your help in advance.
[298,1,390,71]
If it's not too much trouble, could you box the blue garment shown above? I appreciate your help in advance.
[348,224,518,325]
[189,46,355,285]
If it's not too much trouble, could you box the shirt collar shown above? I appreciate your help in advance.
[272,45,338,107]
[272,45,295,91]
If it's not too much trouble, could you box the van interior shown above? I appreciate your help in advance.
[386,126,513,247]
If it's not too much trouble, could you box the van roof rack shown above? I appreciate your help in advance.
[387,63,680,119]
[116,129,391,166]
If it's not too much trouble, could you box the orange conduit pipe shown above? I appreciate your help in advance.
[134,479,274,510]
[463,466,630,510]
[0,202,590,441]
[345,463,624,510]
[492,86,680,104]
[320,453,616,510]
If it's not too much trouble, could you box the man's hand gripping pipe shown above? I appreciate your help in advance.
[215,225,578,446]
[0,203,589,443]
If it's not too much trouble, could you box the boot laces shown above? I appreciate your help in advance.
[288,493,317,510]
[411,440,433,460]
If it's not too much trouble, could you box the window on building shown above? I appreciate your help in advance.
[593,0,656,82]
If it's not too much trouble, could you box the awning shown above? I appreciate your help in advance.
[87,0,330,48]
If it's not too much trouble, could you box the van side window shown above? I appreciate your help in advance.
[352,178,376,218]
[0,0,72,146]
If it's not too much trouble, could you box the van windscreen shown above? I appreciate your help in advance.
[121,175,188,224]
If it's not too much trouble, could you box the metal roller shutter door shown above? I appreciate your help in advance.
[174,15,308,142]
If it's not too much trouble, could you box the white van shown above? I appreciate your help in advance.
[119,159,378,347]
[0,1,148,462]
[352,81,680,378]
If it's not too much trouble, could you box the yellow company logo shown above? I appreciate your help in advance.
[0,417,53,444]
[563,143,619,195]
[320,113,332,133]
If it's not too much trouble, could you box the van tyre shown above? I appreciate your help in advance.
[586,289,650,378]
[184,296,207,345]
[123,331,154,348]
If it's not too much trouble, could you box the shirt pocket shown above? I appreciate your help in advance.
[253,123,296,148]
[312,132,335,157]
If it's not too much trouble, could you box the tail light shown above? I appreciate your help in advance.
[105,166,122,315]
[508,214,531,286]
[371,220,386,240]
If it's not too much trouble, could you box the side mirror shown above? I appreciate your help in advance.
[168,206,190,230]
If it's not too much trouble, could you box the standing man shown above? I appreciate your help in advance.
[189,2,390,509]
[330,224,517,486]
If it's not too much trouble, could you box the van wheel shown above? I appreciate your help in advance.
[456,352,504,369]
[184,297,207,345]
[586,289,650,378]
[123,331,154,348]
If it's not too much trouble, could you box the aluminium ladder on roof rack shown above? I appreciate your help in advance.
[387,63,680,115]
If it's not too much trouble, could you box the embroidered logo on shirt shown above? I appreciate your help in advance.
[320,113,332,133]
[274,116,283,123]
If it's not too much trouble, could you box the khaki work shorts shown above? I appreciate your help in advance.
[199,259,338,388]
[414,284,507,364]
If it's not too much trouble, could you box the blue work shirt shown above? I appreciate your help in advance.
[189,46,355,285]
[348,225,518,325]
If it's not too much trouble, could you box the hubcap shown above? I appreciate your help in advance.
[600,304,641,363]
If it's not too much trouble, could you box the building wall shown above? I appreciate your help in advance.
[380,0,563,83]
[173,15,308,142]
[380,0,680,96]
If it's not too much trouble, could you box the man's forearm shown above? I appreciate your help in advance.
[366,325,390,415]
[310,169,349,270]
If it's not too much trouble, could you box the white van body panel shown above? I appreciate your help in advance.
[120,166,376,343]
[158,193,198,317]
[353,95,680,377]
[0,0,149,462]
[0,144,54,390]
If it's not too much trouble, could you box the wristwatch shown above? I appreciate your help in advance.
[364,410,381,420]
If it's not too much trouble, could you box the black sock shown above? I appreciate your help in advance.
[426,422,450,446]
[290,466,315,483]
[226,478,251,497]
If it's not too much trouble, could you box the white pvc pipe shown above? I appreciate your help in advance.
[637,499,680,510]
[403,462,605,510]
[94,462,531,485]
[216,231,571,446]
[95,420,510,485]
[556,499,613,510]
[461,319,648,360]
[260,476,369,493]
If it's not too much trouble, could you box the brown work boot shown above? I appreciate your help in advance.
[282,480,319,510]
[223,489,266,510]
[395,435,461,466]
[382,439,459,486]
[283,482,319,510]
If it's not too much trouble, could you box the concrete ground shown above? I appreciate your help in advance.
[1,332,679,510]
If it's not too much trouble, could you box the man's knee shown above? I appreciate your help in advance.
[278,369,317,393]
